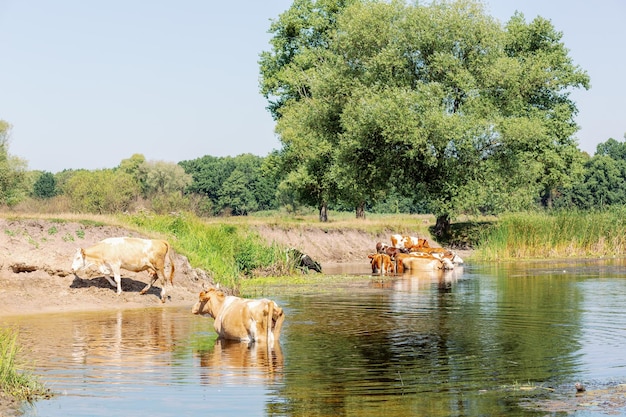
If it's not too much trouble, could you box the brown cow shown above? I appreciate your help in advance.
[368,253,395,275]
[390,234,430,251]
[71,237,175,302]
[191,288,285,345]
[375,242,390,254]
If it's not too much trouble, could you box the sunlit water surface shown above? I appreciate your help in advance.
[3,258,626,417]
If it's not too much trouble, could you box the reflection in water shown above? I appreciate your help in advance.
[195,338,284,385]
[2,259,626,416]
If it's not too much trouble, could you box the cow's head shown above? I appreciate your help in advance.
[375,242,389,254]
[70,248,86,273]
[191,288,225,318]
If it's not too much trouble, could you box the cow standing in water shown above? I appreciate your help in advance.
[192,288,285,345]
[71,237,175,302]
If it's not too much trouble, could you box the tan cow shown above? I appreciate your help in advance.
[71,237,175,302]
[191,288,285,345]
[368,253,395,275]
[395,252,454,272]
[411,247,464,265]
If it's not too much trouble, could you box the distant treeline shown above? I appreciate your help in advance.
[2,137,626,219]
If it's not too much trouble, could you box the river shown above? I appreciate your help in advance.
[3,258,626,416]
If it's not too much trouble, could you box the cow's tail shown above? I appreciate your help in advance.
[166,241,175,285]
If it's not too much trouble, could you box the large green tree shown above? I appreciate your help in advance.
[260,0,356,221]
[260,0,589,228]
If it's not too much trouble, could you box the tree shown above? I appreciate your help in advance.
[119,154,148,196]
[143,160,192,196]
[32,171,58,199]
[260,0,356,221]
[0,120,28,207]
[64,169,140,213]
[218,169,258,215]
[261,0,590,229]
[180,154,278,216]
[555,137,626,209]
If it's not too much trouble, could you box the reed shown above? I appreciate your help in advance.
[0,328,48,401]
[474,208,626,260]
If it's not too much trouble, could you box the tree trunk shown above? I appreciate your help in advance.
[355,201,366,219]
[319,202,328,222]
[546,187,554,209]
[434,214,450,237]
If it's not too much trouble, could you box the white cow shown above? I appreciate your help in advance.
[71,237,175,302]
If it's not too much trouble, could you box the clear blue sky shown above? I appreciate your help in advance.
[1,1,624,173]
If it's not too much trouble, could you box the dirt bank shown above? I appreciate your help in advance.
[0,218,215,317]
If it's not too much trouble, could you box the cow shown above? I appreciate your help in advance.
[395,252,454,272]
[191,288,285,345]
[411,247,464,265]
[71,237,175,303]
[287,248,322,273]
[368,253,395,275]
[390,234,430,251]
[375,242,389,254]
[384,246,409,259]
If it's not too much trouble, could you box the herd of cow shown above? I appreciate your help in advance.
[368,233,464,275]
[69,233,462,346]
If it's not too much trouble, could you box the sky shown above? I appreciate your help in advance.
[0,1,624,173]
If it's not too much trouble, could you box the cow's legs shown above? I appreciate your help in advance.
[110,265,123,294]
[272,309,285,342]
[103,275,117,289]
[99,264,117,288]
[140,270,167,303]
[113,274,123,294]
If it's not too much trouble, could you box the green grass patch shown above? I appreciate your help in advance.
[0,328,50,401]
[119,212,290,289]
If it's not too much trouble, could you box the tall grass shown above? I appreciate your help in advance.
[474,208,626,260]
[0,328,48,401]
[120,212,288,289]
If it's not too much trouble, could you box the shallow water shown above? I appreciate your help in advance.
[3,258,626,416]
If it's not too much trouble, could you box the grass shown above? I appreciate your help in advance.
[474,208,626,260]
[119,211,292,289]
[0,328,49,402]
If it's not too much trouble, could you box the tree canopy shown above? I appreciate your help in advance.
[259,0,590,230]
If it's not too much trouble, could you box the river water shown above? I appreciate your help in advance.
[3,258,626,416]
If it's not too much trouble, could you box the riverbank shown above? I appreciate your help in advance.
[0,217,469,317]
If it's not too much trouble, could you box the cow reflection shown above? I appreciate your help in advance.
[196,338,284,384]
[393,267,464,293]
